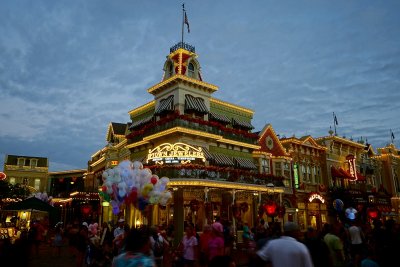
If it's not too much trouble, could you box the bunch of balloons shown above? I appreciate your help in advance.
[99,160,172,215]
[33,192,54,206]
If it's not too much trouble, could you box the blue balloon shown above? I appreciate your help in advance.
[138,197,149,211]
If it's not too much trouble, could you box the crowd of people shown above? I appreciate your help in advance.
[1,216,400,267]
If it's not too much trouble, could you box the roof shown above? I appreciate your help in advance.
[5,155,48,167]
[3,197,55,213]
[111,122,128,135]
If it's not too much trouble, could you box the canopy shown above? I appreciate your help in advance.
[3,197,55,213]
[3,197,59,225]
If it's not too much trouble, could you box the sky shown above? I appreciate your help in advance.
[1,0,399,172]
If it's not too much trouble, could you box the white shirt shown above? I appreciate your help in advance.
[348,226,363,245]
[257,236,314,267]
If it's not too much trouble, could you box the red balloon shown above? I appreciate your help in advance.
[101,185,107,192]
[150,176,158,185]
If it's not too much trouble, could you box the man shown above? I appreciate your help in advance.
[112,227,155,267]
[256,222,313,267]
[113,218,126,255]
[324,223,345,267]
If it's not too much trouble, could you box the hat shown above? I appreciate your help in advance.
[118,218,125,223]
[212,222,223,233]
[283,222,299,233]
[82,222,88,228]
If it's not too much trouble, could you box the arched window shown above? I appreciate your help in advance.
[188,63,195,78]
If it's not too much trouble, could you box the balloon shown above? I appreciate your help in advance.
[101,185,107,192]
[138,197,149,211]
[150,175,158,185]
[112,206,120,215]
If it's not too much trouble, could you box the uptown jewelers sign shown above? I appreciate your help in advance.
[146,143,206,165]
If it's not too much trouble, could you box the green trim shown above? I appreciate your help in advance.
[209,146,253,159]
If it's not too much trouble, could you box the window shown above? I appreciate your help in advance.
[34,179,41,191]
[302,165,306,182]
[18,158,25,167]
[30,159,38,168]
[274,162,282,176]
[261,158,270,174]
[9,177,16,185]
[188,63,195,78]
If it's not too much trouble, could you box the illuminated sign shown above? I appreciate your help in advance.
[0,172,6,181]
[146,143,206,165]
[308,193,325,203]
[346,154,357,180]
[293,164,299,189]
[111,161,119,166]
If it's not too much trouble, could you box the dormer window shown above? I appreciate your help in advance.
[188,63,195,78]
[18,158,25,167]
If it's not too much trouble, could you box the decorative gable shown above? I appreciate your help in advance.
[257,124,289,157]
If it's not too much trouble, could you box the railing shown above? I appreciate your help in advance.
[128,118,257,145]
[148,167,285,187]
[170,42,195,53]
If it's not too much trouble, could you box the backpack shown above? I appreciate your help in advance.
[153,235,165,257]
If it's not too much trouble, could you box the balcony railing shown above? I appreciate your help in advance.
[170,42,195,53]
[147,165,285,187]
[128,117,258,145]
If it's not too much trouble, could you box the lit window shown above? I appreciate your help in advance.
[9,177,16,185]
[34,179,40,190]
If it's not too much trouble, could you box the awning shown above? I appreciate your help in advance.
[211,153,235,167]
[185,94,209,114]
[232,118,254,129]
[131,156,146,164]
[129,116,153,130]
[234,157,257,170]
[155,95,174,114]
[209,112,231,124]
[200,147,214,161]
[331,166,347,179]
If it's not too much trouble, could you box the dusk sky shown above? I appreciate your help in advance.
[1,0,399,171]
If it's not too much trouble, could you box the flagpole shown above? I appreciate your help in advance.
[333,112,337,136]
[181,3,185,45]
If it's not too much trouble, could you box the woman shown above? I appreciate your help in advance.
[199,225,212,266]
[182,224,198,267]
[208,222,225,262]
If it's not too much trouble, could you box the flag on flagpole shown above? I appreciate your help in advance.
[184,11,190,33]
[334,114,338,125]
[391,130,395,140]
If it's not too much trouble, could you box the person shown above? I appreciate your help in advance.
[347,220,364,267]
[303,227,332,267]
[112,227,155,267]
[361,247,379,267]
[30,219,45,257]
[256,222,313,267]
[242,221,254,251]
[53,222,64,256]
[182,224,198,267]
[208,222,225,262]
[113,218,126,255]
[199,225,212,266]
[324,223,345,267]
[75,222,89,267]
[150,225,169,267]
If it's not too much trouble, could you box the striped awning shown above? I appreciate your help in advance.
[200,147,214,161]
[211,153,235,167]
[234,157,257,169]
[131,157,146,164]
[185,94,209,114]
[129,116,153,130]
[209,112,231,124]
[155,95,174,115]
[232,118,254,129]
